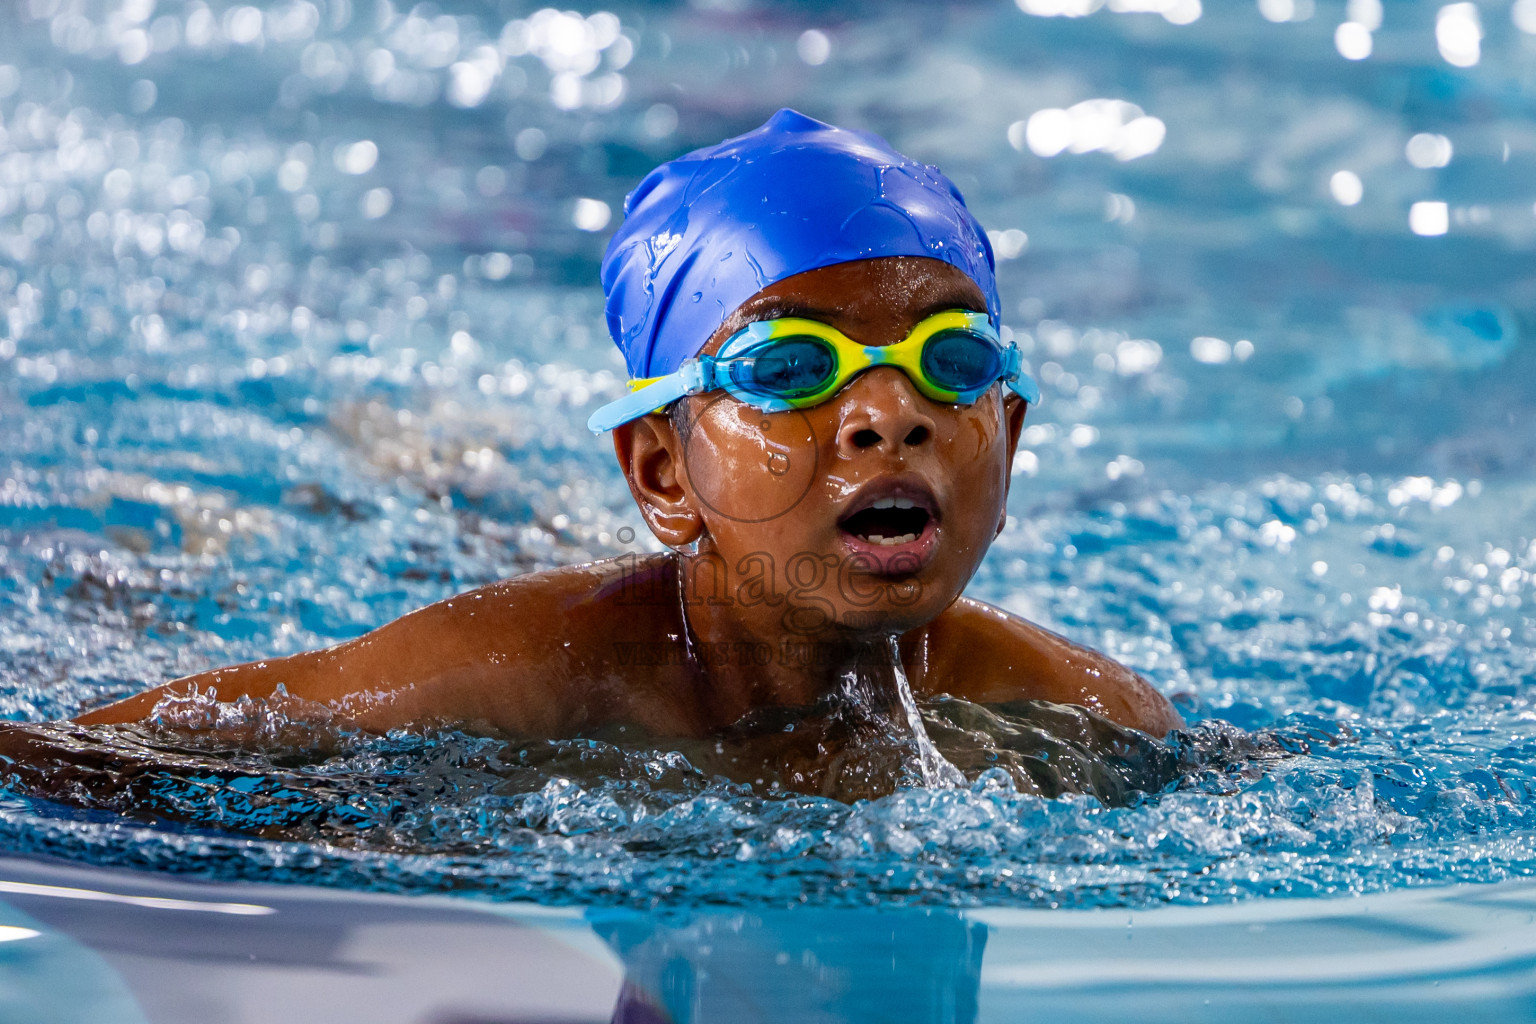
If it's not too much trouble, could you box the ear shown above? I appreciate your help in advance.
[613,412,706,549]
[995,394,1030,536]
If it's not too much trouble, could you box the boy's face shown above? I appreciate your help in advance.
[619,256,1028,638]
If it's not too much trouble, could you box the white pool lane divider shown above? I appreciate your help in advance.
[0,856,626,1024]
[3,854,1536,1023]
[970,883,1536,1023]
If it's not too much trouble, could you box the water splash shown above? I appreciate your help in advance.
[882,635,965,788]
[0,705,1443,910]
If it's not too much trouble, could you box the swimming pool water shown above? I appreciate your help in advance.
[1,0,1535,918]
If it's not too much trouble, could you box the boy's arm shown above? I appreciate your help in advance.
[920,597,1183,737]
[73,577,582,736]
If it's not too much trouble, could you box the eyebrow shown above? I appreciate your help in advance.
[737,297,842,323]
[913,294,987,320]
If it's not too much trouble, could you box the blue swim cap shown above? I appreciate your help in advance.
[601,109,1000,378]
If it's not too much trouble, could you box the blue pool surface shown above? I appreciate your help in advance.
[2,0,1536,1018]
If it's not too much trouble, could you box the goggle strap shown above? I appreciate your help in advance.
[1000,345,1041,405]
[1005,375,1041,406]
[586,361,704,433]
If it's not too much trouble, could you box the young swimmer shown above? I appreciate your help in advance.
[74,110,1180,751]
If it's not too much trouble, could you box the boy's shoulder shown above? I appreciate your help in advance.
[465,552,677,652]
[921,597,1180,736]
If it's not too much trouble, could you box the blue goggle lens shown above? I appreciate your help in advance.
[919,329,1005,393]
[730,338,837,397]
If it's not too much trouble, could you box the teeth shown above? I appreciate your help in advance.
[868,497,918,510]
[866,533,918,546]
[893,498,915,509]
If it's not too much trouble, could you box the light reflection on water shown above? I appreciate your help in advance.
[0,0,1534,910]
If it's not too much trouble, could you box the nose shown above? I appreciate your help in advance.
[834,367,937,453]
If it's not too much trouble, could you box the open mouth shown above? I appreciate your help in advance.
[838,498,933,546]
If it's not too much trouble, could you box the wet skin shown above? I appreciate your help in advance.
[76,257,1181,741]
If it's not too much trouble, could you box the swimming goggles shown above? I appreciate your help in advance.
[587,309,1040,433]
